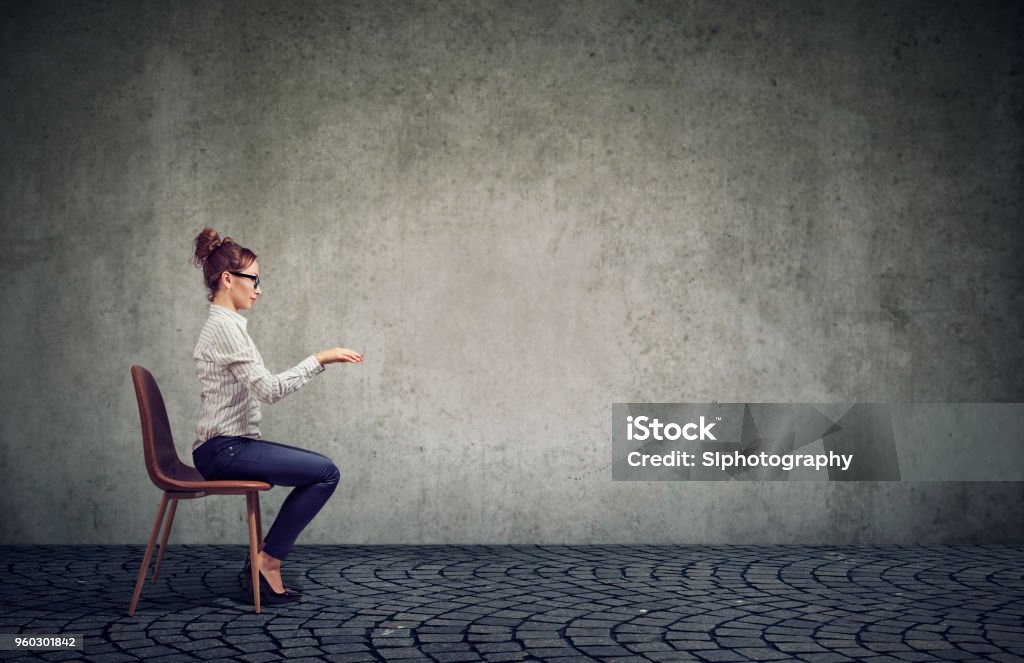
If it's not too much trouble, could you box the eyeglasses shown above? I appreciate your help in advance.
[228,271,261,289]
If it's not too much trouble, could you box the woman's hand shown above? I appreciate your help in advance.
[316,348,364,365]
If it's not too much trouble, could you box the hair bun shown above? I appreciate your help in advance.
[193,229,257,302]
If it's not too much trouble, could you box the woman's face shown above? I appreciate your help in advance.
[227,260,261,311]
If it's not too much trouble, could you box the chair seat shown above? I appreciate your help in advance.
[167,479,273,492]
[157,459,272,492]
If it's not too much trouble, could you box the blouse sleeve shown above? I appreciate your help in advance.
[209,322,326,405]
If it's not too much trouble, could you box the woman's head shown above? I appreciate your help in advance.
[190,227,261,310]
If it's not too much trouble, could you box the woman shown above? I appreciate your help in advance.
[189,227,363,604]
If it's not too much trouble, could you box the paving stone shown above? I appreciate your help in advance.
[627,642,675,652]
[420,642,475,653]
[320,642,372,653]
[794,654,857,662]
[375,647,426,659]
[671,640,721,650]
[472,642,522,653]
[465,633,510,643]
[432,653,484,662]
[527,647,585,658]
[717,638,768,648]
[0,544,1020,662]
[690,649,752,661]
[577,644,636,656]
[776,642,830,653]
[570,636,618,646]
[732,647,791,660]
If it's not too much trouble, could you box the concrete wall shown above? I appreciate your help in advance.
[2,0,1021,545]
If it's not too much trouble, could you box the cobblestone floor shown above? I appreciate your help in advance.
[0,545,1021,662]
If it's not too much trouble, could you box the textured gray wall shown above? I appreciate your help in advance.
[2,0,1022,545]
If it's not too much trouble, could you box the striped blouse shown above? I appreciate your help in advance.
[192,303,325,452]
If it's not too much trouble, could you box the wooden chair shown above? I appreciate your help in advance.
[128,365,272,615]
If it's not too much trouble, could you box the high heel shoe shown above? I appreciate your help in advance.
[242,553,300,591]
[242,556,301,603]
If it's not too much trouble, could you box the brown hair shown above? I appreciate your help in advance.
[190,227,258,303]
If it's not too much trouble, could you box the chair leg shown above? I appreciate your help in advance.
[246,491,261,613]
[128,493,170,616]
[254,492,264,549]
[151,497,178,583]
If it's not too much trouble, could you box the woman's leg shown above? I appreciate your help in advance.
[242,438,341,562]
[192,436,341,590]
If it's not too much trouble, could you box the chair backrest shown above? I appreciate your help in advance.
[130,365,202,490]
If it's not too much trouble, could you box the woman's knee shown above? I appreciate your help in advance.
[320,459,341,485]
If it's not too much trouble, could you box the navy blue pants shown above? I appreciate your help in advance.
[192,435,340,561]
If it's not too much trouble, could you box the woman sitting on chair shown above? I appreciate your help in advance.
[188,227,363,603]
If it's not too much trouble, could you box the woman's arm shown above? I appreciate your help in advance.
[315,348,363,365]
[210,324,329,404]
[227,352,324,405]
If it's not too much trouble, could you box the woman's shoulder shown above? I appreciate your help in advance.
[196,307,251,350]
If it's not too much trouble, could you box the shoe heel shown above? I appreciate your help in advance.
[242,556,254,592]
